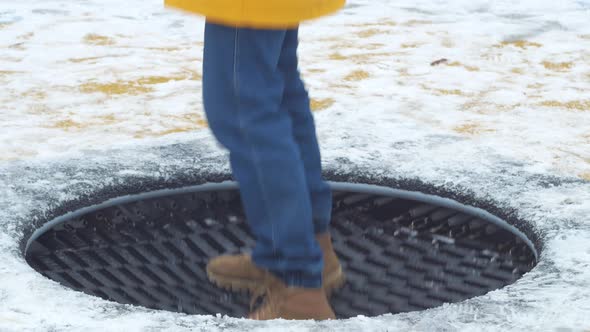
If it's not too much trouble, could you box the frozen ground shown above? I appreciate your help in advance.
[1,0,589,331]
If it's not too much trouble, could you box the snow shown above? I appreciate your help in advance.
[1,0,590,331]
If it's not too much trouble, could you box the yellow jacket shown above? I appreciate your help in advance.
[164,0,346,28]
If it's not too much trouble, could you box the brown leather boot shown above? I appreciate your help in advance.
[206,232,345,294]
[248,272,336,321]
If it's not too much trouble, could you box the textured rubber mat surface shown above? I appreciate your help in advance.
[25,186,536,318]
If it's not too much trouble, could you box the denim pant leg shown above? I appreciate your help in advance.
[278,29,332,234]
[202,22,323,288]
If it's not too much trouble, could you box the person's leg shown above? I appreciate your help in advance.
[202,22,323,289]
[278,28,332,235]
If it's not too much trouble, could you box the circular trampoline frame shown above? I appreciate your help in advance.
[25,182,537,257]
[24,181,538,318]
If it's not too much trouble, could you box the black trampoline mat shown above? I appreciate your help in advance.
[25,183,536,318]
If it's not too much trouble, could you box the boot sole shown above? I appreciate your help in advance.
[207,266,346,295]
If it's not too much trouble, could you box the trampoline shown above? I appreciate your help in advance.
[24,182,537,318]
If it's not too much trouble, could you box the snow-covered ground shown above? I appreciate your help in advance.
[1,0,589,331]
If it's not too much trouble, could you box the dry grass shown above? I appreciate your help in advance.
[20,89,47,100]
[48,113,208,137]
[495,40,543,49]
[527,83,544,89]
[435,89,466,96]
[453,123,496,135]
[136,75,188,85]
[48,114,119,131]
[356,28,387,38]
[83,33,115,46]
[329,52,348,61]
[310,98,335,111]
[540,100,590,111]
[542,61,573,72]
[68,55,128,64]
[18,32,35,40]
[446,61,480,72]
[145,46,184,52]
[50,119,85,130]
[79,74,197,95]
[402,20,433,27]
[0,70,23,77]
[133,121,208,139]
[320,38,384,51]
[351,19,397,27]
[328,52,399,64]
[69,56,106,64]
[80,81,152,95]
[344,70,370,81]
[401,43,420,49]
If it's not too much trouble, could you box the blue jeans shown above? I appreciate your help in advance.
[202,22,332,288]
